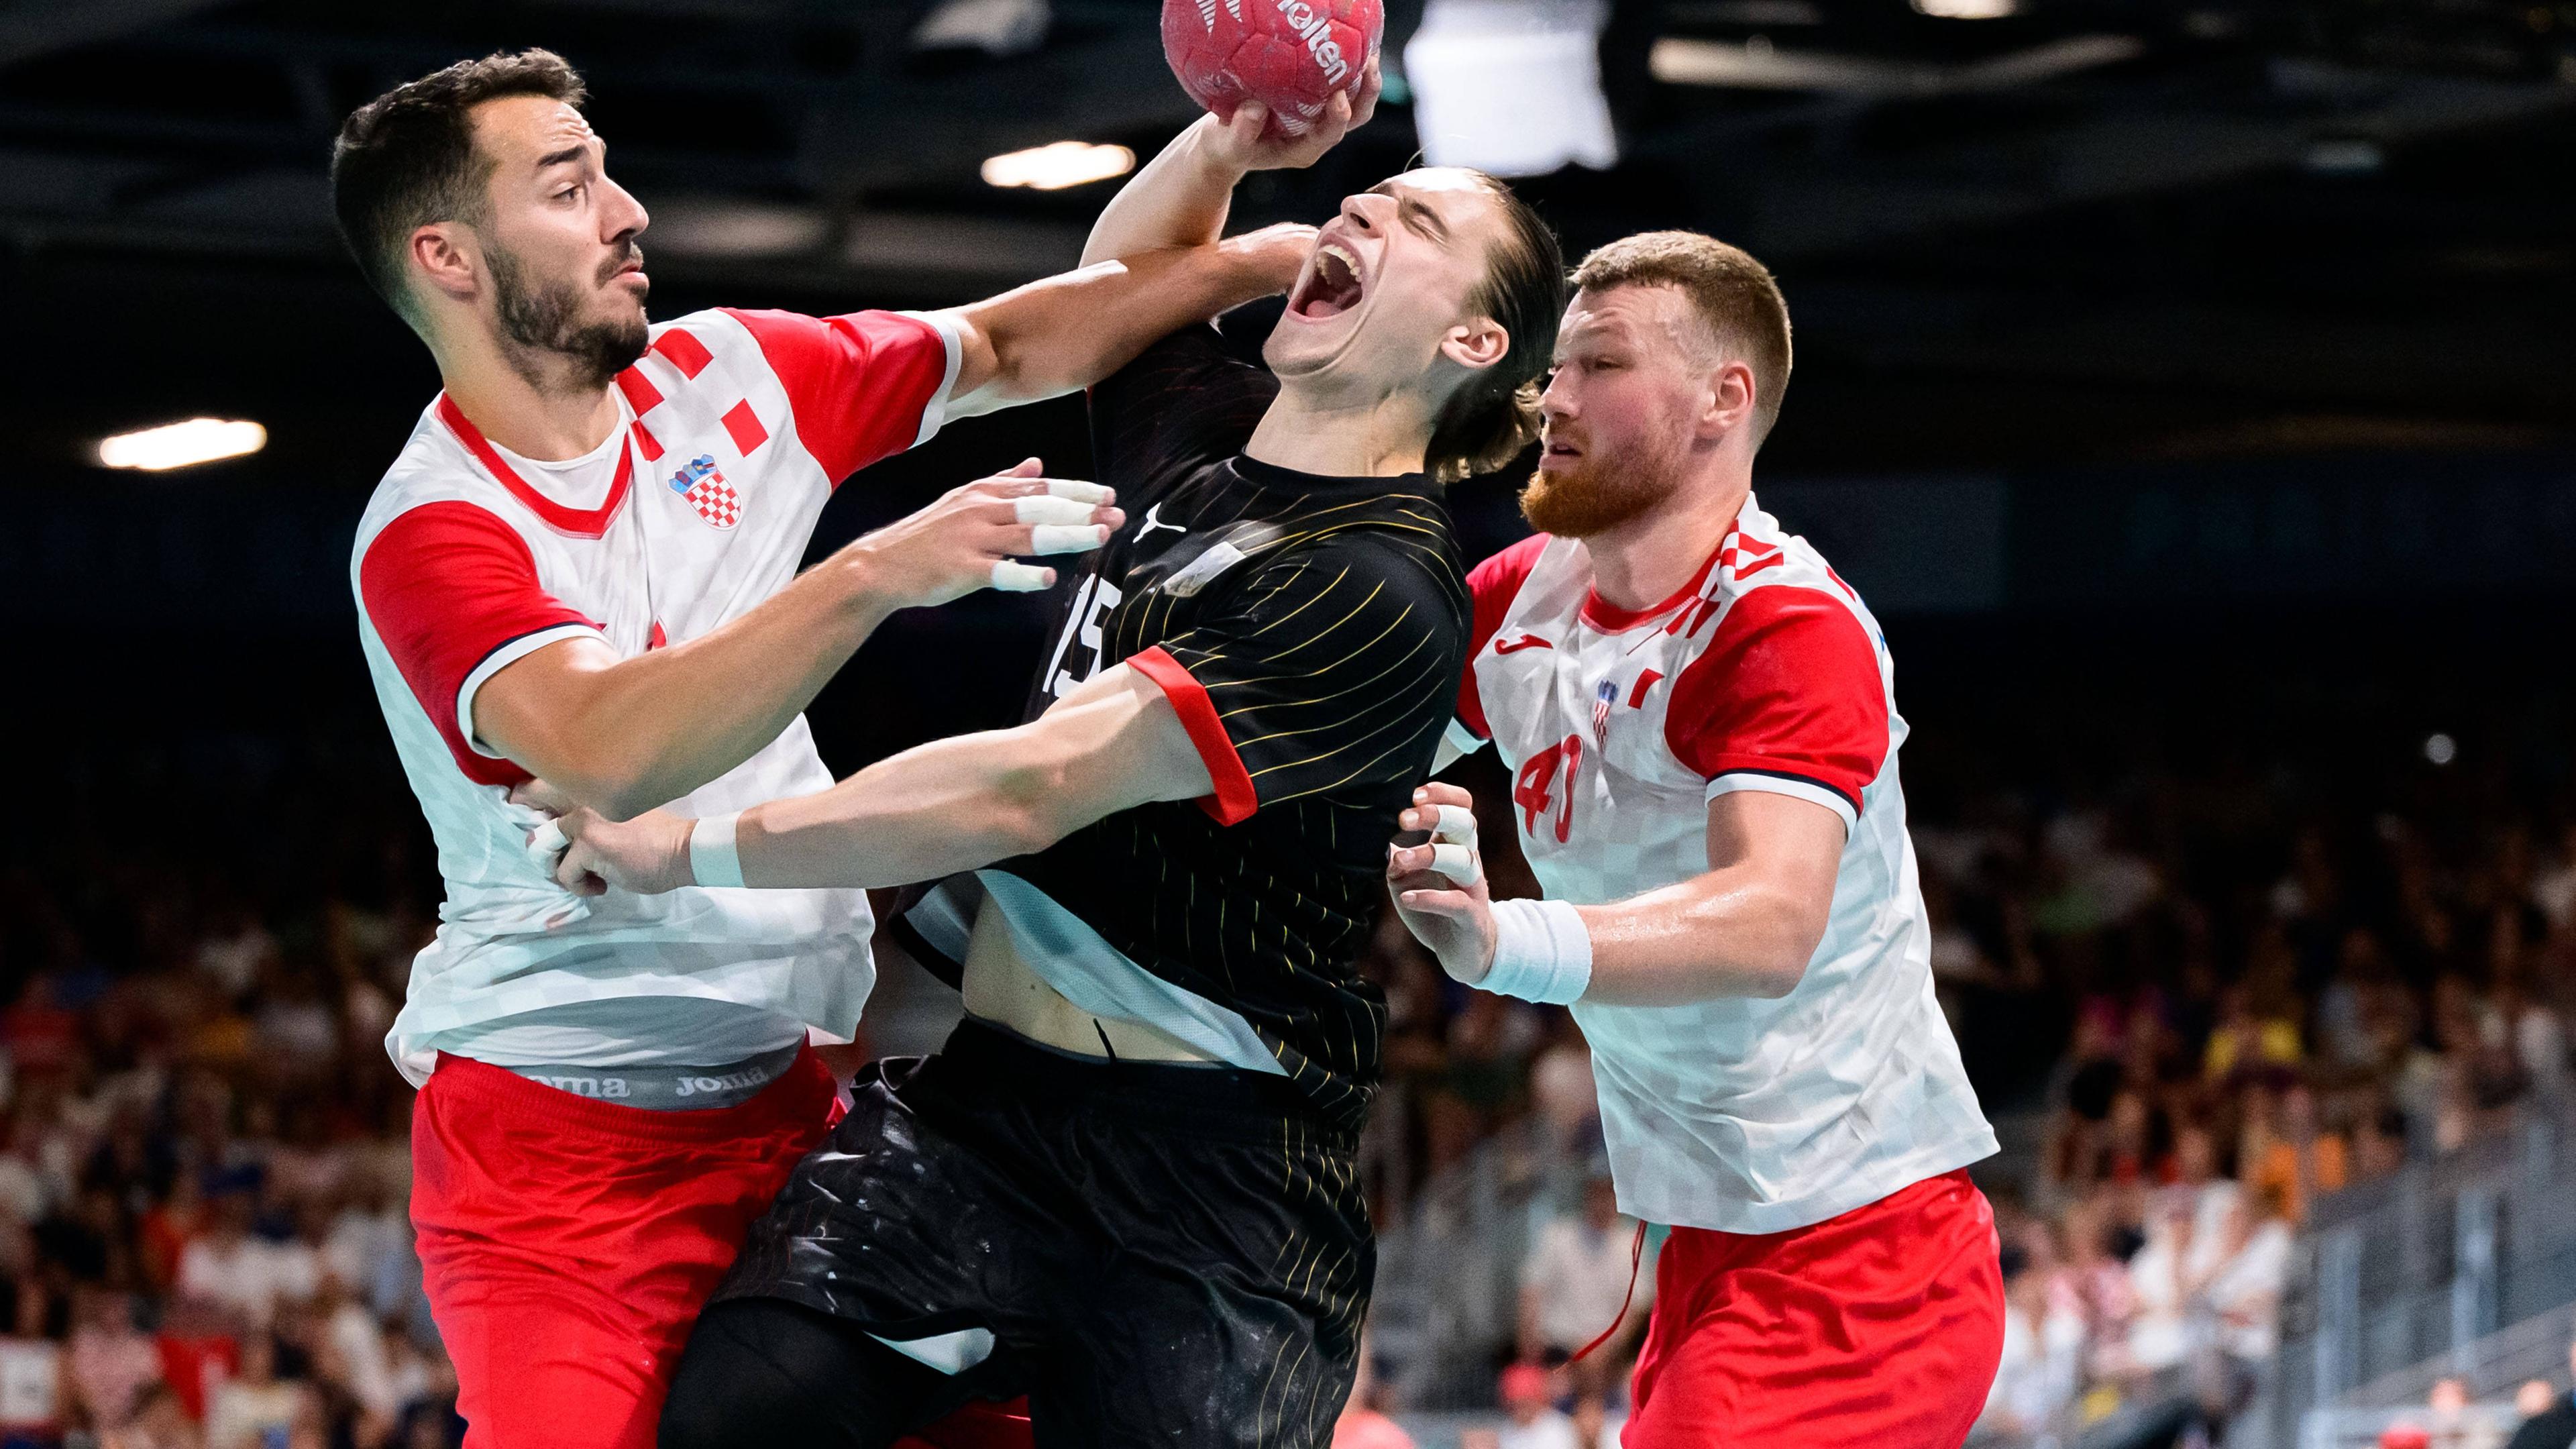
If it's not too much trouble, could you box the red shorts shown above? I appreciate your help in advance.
[1623,1169,2005,1449]
[411,1049,842,1449]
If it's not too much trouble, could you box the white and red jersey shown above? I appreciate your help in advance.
[1453,494,1995,1233]
[353,307,963,1085]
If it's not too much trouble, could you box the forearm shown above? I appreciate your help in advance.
[1080,117,1243,266]
[491,554,890,818]
[724,667,1205,888]
[1565,869,1823,1006]
[953,238,1284,414]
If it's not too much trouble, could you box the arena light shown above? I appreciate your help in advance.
[1403,0,1618,176]
[981,142,1136,191]
[96,417,267,471]
[2424,733,2458,766]
[1913,0,2018,17]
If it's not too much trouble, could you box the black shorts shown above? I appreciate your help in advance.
[711,1019,1375,1449]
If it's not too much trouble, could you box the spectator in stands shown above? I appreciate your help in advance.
[1974,1241,2084,1442]
[201,1331,302,1449]
[176,1177,316,1333]
[2106,1190,2195,1385]
[2425,1375,2504,1449]
[2242,1080,2346,1225]
[1517,1168,1651,1388]
[66,1287,160,1438]
[1331,1344,1414,1449]
[0,1275,63,1446]
[1489,1363,1580,1449]
[2504,1334,2576,1449]
[2201,1179,2294,1424]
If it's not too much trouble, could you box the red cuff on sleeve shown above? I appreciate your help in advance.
[1457,533,1550,740]
[1666,586,1888,816]
[1129,646,1260,826]
[723,309,952,486]
[359,502,598,786]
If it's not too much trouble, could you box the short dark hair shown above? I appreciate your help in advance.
[1424,174,1568,486]
[330,49,588,322]
[1571,231,1794,445]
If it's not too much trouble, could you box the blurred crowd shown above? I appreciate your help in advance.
[9,680,2576,1449]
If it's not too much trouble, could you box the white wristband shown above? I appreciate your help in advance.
[1482,898,1593,1005]
[690,811,745,888]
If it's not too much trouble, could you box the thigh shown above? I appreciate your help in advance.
[1040,1128,1373,1449]
[661,1298,971,1449]
[411,1061,836,1449]
[1624,1180,2006,1449]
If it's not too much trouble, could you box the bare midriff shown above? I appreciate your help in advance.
[956,899,1221,1063]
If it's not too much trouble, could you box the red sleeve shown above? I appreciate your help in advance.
[1128,646,1260,826]
[358,502,601,786]
[723,309,955,486]
[1456,533,1551,740]
[1665,586,1888,821]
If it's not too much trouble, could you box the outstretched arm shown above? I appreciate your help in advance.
[1387,784,1844,1006]
[462,464,1117,820]
[937,227,1314,419]
[1079,60,1381,268]
[552,663,1214,892]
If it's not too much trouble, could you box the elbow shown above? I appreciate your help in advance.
[537,755,661,822]
[1741,908,1827,1000]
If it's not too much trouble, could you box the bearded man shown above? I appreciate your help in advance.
[1387,231,2006,1448]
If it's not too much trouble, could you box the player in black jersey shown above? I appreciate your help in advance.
[555,94,1566,1449]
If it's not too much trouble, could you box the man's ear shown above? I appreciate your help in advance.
[409,221,480,308]
[1702,358,1758,439]
[1439,317,1509,372]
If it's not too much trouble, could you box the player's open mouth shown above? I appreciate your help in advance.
[1289,243,1366,320]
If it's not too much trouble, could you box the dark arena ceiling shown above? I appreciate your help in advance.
[3,0,2573,478]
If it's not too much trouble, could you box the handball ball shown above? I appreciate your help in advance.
[1163,0,1383,140]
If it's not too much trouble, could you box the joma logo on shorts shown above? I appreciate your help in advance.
[1271,0,1351,86]
[533,1075,630,1099]
[675,1069,765,1097]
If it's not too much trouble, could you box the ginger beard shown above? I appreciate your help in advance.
[1518,409,1690,539]
[486,234,649,390]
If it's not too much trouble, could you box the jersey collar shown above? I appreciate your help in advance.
[1577,506,1743,632]
[436,394,634,539]
[1227,453,1432,498]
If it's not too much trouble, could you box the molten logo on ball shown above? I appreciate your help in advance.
[1163,0,1381,139]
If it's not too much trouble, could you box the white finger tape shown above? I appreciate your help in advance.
[1013,494,1097,526]
[525,819,567,867]
[991,560,1052,592]
[1428,803,1478,846]
[1028,524,1108,555]
[1044,479,1113,503]
[1429,841,1483,888]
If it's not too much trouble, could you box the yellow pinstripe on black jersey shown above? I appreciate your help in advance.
[898,325,1468,1131]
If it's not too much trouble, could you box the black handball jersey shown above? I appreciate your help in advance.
[896,323,1468,1130]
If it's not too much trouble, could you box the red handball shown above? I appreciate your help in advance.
[1163,0,1383,141]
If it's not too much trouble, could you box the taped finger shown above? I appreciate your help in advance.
[525,818,568,867]
[1045,479,1112,504]
[1029,523,1110,555]
[1427,803,1478,847]
[1013,494,1098,526]
[1430,842,1483,888]
[991,560,1053,592]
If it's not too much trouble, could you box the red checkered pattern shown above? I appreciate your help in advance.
[682,474,741,530]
